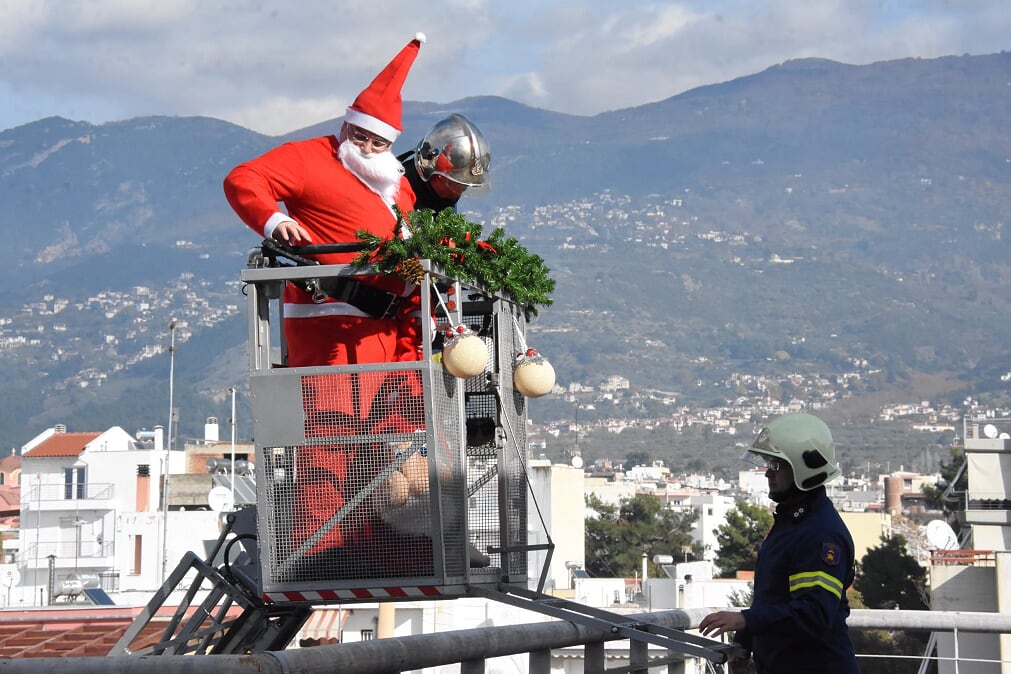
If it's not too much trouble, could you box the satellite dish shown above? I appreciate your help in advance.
[983,423,999,439]
[1001,433,1011,440]
[925,520,959,550]
[208,486,234,513]
[571,455,584,469]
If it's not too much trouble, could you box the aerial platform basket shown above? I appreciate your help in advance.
[111,244,732,664]
[240,248,538,604]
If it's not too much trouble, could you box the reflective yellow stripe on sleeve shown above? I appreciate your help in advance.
[788,571,843,599]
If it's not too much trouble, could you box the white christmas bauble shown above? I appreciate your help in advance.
[514,349,556,397]
[442,329,489,378]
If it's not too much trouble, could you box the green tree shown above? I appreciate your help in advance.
[585,493,697,578]
[624,451,652,469]
[851,536,931,673]
[923,446,966,526]
[727,584,753,608]
[855,534,928,611]
[712,501,773,578]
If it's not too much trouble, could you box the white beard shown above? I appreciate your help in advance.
[338,141,404,205]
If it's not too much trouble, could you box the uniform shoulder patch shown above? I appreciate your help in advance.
[821,542,841,566]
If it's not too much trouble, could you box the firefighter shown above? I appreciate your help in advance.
[399,113,491,212]
[700,413,859,674]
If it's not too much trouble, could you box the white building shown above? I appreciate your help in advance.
[16,424,222,606]
[930,417,1011,674]
[644,560,752,612]
[527,459,586,592]
[686,493,738,563]
[738,467,772,503]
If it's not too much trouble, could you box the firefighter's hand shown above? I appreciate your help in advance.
[699,610,746,638]
[273,220,312,246]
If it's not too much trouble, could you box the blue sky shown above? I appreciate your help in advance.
[0,0,1007,136]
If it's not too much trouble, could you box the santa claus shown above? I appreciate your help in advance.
[224,34,432,575]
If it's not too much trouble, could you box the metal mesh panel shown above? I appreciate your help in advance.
[244,263,533,598]
[495,305,529,581]
[259,366,438,585]
[428,368,467,578]
[438,297,530,581]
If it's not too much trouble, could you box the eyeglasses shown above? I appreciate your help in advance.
[347,125,391,150]
[763,457,785,472]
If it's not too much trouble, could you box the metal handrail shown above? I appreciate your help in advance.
[0,608,1007,673]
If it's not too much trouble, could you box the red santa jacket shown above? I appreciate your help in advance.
[224,135,425,354]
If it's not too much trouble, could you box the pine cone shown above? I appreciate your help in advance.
[395,258,426,284]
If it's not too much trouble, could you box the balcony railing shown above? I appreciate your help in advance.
[17,540,116,567]
[930,548,996,566]
[22,482,115,504]
[0,607,1007,673]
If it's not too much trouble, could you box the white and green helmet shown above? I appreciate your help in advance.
[750,412,842,490]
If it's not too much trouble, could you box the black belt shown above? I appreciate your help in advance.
[257,239,401,320]
[292,277,402,320]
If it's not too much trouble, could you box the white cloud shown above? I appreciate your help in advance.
[499,72,550,109]
[0,0,1008,134]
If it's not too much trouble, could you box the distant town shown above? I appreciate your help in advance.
[0,191,1006,454]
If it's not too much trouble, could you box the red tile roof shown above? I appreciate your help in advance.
[0,607,163,658]
[23,432,102,458]
[0,604,251,658]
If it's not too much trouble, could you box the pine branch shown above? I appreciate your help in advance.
[352,208,555,316]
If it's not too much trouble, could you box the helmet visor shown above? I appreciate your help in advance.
[740,450,785,472]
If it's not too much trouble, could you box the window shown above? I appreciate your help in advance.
[360,629,374,641]
[132,535,143,575]
[64,466,86,499]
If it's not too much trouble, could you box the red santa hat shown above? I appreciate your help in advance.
[344,32,426,143]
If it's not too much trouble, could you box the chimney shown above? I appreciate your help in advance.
[204,417,219,443]
[136,465,151,512]
[54,424,67,434]
[884,474,903,516]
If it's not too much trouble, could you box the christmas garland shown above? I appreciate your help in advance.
[352,208,555,315]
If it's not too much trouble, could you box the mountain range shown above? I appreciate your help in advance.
[0,51,1009,462]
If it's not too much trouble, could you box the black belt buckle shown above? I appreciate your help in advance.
[377,292,400,319]
[305,276,401,319]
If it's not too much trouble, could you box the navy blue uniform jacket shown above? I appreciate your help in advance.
[736,487,859,673]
